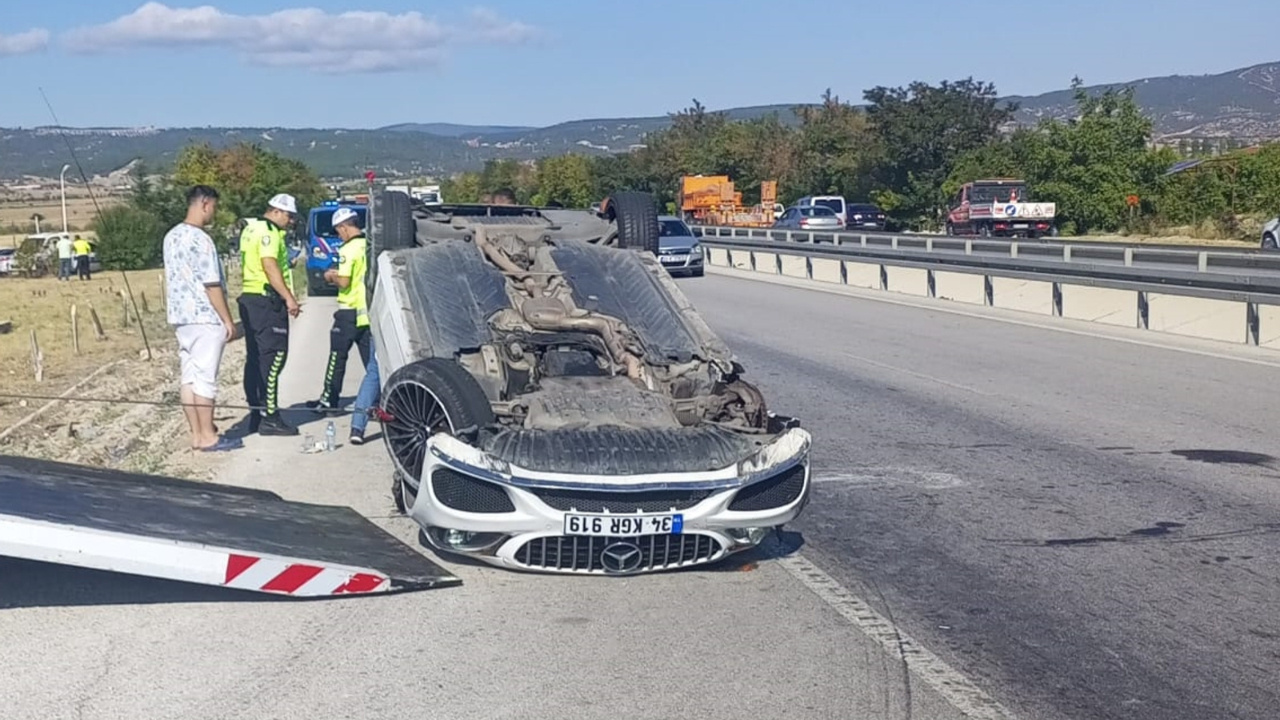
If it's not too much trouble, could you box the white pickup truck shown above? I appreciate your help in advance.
[945,179,1057,239]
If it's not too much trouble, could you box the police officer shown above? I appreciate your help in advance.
[306,206,371,413]
[238,193,301,436]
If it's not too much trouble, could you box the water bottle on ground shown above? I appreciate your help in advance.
[325,421,336,452]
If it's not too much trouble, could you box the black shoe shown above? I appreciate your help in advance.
[349,428,365,445]
[258,413,299,436]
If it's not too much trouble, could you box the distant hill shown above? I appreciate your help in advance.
[3,62,1278,181]
[1003,61,1280,139]
[379,122,537,137]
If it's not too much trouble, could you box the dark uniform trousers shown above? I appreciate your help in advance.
[319,308,371,407]
[239,291,290,417]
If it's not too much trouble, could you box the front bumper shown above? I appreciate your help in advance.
[404,428,812,575]
[657,247,705,274]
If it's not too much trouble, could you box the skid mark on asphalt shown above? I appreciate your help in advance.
[774,550,1020,720]
[814,466,969,490]
[989,521,1280,548]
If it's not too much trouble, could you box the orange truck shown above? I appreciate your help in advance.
[678,175,777,227]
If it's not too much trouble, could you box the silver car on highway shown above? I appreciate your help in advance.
[773,205,842,231]
[657,215,705,276]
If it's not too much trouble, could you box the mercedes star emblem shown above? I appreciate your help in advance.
[600,541,643,574]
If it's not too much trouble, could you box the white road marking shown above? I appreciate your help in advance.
[814,467,969,489]
[843,352,991,396]
[708,265,1280,369]
[777,551,1021,720]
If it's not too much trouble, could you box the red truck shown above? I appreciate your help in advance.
[945,178,1056,239]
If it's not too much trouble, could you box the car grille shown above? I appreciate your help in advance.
[727,465,806,512]
[530,488,711,513]
[513,533,722,573]
[431,468,516,513]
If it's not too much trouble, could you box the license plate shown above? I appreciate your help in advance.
[564,513,683,536]
[660,254,686,264]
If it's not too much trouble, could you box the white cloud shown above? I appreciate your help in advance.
[0,28,51,56]
[62,3,536,73]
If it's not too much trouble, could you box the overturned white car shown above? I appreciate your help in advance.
[366,190,811,575]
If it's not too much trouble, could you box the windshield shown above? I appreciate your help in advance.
[969,185,1027,204]
[848,204,881,214]
[310,207,368,237]
[660,219,693,236]
[800,207,836,217]
[813,198,844,213]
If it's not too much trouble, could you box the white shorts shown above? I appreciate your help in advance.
[176,324,227,399]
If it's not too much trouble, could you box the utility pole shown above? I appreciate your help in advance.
[59,164,70,233]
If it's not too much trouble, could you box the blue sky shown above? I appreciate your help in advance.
[2,0,1278,129]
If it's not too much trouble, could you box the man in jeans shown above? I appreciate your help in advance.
[56,234,74,281]
[349,347,380,445]
[162,184,243,452]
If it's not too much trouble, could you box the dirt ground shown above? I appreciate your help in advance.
[0,266,263,482]
[0,196,118,235]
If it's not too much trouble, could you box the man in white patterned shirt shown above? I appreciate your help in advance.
[163,185,243,452]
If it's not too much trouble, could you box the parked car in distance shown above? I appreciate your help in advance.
[1262,216,1278,251]
[795,195,848,226]
[846,203,886,231]
[774,205,842,232]
[657,215,704,277]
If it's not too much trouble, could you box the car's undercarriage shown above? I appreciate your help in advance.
[367,191,811,574]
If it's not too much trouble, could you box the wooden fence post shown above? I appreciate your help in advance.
[71,304,80,355]
[88,303,106,340]
[30,329,43,382]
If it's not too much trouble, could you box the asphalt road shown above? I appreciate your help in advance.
[679,269,1280,720]
[3,270,1278,720]
[0,295,971,720]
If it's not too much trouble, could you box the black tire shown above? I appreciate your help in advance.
[1263,233,1278,251]
[381,358,495,513]
[607,191,661,255]
[368,190,416,293]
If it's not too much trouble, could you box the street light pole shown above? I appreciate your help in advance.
[59,164,70,233]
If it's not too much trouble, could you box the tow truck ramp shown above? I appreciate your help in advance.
[0,455,461,597]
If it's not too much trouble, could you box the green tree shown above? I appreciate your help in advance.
[793,89,875,203]
[864,78,1016,228]
[442,171,483,203]
[531,154,595,207]
[93,205,163,270]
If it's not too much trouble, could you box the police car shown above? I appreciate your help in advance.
[304,200,369,296]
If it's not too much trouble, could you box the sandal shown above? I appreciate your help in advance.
[198,435,244,452]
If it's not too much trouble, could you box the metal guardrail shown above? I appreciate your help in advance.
[691,225,1280,301]
[690,223,1263,256]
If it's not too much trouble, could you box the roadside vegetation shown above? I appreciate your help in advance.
[441,79,1280,240]
[93,142,327,270]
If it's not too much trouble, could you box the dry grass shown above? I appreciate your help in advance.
[1072,233,1256,249]
[0,196,120,235]
[0,265,253,480]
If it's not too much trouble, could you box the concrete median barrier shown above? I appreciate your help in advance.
[1062,286,1137,327]
[1146,294,1249,344]
[703,245,1280,353]
[992,277,1054,315]
[932,271,986,306]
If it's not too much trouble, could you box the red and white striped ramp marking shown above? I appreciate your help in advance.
[0,514,429,597]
